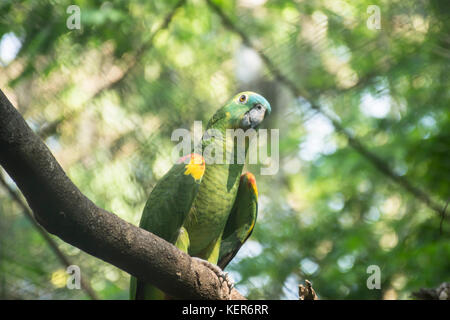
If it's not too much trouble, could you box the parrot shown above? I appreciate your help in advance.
[130,91,271,299]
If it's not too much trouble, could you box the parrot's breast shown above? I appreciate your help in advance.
[184,162,242,258]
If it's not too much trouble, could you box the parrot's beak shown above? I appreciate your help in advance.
[241,103,267,129]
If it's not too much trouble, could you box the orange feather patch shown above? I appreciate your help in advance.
[243,172,258,199]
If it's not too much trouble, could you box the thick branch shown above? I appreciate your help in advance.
[0,89,244,300]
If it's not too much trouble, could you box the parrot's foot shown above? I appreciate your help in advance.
[193,257,234,295]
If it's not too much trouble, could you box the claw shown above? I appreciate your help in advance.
[193,257,235,296]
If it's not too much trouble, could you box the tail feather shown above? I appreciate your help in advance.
[130,276,166,300]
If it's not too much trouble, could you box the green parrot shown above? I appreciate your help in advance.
[130,91,271,299]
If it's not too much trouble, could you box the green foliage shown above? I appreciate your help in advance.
[0,0,449,299]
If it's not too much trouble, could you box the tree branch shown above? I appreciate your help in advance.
[0,89,245,300]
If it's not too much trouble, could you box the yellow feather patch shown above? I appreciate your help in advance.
[183,153,205,181]
[245,218,256,239]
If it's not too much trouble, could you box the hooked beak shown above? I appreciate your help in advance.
[241,103,267,129]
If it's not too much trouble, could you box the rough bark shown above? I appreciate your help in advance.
[0,89,245,300]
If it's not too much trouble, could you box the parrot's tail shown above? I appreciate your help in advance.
[130,276,166,300]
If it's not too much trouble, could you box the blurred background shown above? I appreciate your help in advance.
[0,0,449,300]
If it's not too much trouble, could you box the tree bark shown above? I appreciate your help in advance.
[0,89,245,300]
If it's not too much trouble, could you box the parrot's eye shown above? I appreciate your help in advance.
[238,94,248,104]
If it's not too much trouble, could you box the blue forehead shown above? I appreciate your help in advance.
[246,92,272,115]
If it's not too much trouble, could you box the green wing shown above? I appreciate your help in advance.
[218,172,258,269]
[130,153,205,299]
[139,153,205,243]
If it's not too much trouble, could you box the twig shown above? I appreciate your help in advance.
[299,280,318,300]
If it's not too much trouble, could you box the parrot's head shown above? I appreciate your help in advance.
[231,91,271,130]
[207,91,271,130]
